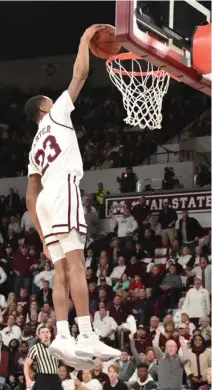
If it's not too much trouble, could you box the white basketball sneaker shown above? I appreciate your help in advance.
[75,332,121,359]
[48,334,95,370]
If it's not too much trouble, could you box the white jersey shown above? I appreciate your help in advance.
[28,91,83,186]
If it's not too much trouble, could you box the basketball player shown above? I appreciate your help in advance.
[25,24,121,367]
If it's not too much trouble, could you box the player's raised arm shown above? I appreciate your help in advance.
[68,24,107,103]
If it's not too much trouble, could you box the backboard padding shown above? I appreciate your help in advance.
[115,0,211,95]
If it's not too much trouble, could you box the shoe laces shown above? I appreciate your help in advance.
[76,329,101,342]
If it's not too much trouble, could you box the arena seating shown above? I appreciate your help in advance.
[0,183,211,389]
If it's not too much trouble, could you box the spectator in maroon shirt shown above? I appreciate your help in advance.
[12,245,36,295]
[130,326,150,354]
[0,332,9,378]
[109,295,128,326]
[125,256,144,279]
[158,320,180,352]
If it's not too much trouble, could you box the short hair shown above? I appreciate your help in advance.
[108,364,119,373]
[137,362,149,370]
[40,311,49,316]
[25,95,45,123]
[21,341,28,347]
[8,314,15,320]
[38,326,49,334]
[146,347,155,355]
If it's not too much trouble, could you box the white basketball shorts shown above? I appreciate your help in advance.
[36,174,87,263]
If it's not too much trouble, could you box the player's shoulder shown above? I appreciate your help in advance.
[53,90,70,105]
[50,90,75,119]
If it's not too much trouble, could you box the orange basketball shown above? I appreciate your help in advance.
[89,25,121,59]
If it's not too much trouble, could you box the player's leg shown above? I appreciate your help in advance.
[61,229,121,359]
[47,243,95,369]
[66,247,92,329]
[51,178,120,359]
[52,257,69,336]
[36,195,94,368]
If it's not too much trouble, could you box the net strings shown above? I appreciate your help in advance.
[107,58,170,130]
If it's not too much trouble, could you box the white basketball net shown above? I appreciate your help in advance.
[106,56,170,130]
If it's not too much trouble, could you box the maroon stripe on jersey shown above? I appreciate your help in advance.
[51,174,87,236]
[74,182,79,231]
[52,224,67,227]
[68,174,71,230]
[51,174,71,229]
[44,233,55,238]
[49,113,74,131]
[44,234,52,238]
[46,240,59,247]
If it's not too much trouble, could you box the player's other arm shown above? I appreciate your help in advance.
[26,174,44,242]
[68,24,107,103]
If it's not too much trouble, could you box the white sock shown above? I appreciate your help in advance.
[56,321,70,337]
[77,316,93,335]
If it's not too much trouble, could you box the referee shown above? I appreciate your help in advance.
[24,326,63,390]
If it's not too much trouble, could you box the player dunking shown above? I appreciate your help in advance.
[25,24,121,369]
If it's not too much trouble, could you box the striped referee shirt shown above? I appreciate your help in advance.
[28,342,59,374]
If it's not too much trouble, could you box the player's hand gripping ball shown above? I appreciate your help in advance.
[89,24,121,59]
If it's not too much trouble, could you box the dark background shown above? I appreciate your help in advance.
[0,1,115,60]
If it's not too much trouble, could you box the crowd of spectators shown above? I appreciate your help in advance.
[0,81,210,178]
[0,185,211,390]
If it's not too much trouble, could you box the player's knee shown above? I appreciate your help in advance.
[66,249,85,270]
[54,259,68,285]
[54,271,68,287]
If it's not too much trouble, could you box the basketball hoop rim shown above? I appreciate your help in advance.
[106,51,180,81]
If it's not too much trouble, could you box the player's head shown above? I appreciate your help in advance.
[25,95,53,123]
